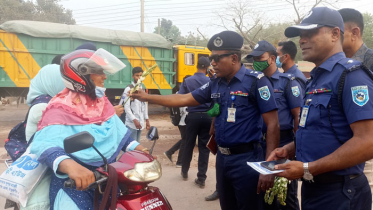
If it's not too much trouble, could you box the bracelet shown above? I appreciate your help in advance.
[141,148,149,152]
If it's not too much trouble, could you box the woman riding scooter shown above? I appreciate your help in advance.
[31,49,151,210]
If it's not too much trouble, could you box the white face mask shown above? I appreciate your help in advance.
[95,86,106,98]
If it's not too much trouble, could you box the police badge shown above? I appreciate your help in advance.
[351,85,369,106]
[214,37,223,47]
[292,86,300,97]
[258,86,271,101]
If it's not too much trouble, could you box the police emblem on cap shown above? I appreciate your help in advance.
[254,44,259,49]
[351,85,369,106]
[292,86,300,97]
[303,10,313,20]
[258,86,271,101]
[214,37,223,47]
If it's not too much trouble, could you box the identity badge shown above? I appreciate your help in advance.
[227,108,236,123]
[299,106,309,127]
[299,99,312,128]
[211,93,221,98]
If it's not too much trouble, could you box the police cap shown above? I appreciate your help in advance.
[285,7,345,38]
[198,56,210,68]
[246,40,276,58]
[207,31,243,51]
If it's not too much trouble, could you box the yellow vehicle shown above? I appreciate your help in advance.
[173,45,211,91]
[0,21,210,98]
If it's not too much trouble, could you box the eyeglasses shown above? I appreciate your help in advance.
[209,53,235,63]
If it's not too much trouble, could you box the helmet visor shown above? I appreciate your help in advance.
[80,48,126,75]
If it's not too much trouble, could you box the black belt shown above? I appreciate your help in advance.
[218,142,257,155]
[262,129,293,140]
[280,129,293,137]
[302,173,362,184]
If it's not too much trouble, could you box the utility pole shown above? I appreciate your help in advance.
[158,18,161,34]
[141,0,144,32]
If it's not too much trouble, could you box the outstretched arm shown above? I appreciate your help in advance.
[131,90,200,107]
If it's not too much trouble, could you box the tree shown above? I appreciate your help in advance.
[285,0,338,24]
[0,0,75,24]
[363,13,373,49]
[153,18,181,42]
[176,32,208,47]
[216,0,263,50]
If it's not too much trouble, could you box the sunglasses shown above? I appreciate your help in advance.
[209,53,235,63]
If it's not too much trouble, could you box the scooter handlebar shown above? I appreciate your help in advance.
[64,171,103,189]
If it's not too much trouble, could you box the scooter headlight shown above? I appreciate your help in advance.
[124,160,162,182]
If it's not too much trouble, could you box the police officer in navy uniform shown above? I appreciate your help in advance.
[248,40,303,210]
[131,31,280,210]
[178,56,212,188]
[268,7,373,210]
[276,41,308,89]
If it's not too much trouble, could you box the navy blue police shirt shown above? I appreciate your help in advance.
[267,70,304,131]
[296,52,373,176]
[287,64,307,91]
[179,72,211,112]
[192,65,278,147]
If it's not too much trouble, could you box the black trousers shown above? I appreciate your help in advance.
[182,112,212,181]
[166,125,186,165]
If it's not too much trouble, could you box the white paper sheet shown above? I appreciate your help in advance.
[247,161,284,175]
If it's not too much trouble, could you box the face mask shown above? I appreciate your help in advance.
[276,56,283,68]
[95,86,106,98]
[253,60,270,72]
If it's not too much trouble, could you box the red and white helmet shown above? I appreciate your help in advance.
[60,48,126,97]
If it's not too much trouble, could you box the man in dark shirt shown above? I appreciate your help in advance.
[178,56,212,188]
[277,41,307,89]
[339,7,373,198]
[339,8,373,70]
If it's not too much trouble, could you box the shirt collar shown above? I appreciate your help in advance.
[270,69,281,80]
[194,72,206,76]
[233,65,247,82]
[217,65,247,84]
[351,43,369,61]
[287,65,298,74]
[318,52,346,72]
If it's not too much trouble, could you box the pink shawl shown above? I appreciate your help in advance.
[37,88,115,131]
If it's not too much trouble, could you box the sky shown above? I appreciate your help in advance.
[60,0,373,38]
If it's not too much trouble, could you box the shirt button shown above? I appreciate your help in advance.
[347,189,352,193]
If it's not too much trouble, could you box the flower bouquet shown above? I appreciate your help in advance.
[264,177,289,206]
[123,64,158,105]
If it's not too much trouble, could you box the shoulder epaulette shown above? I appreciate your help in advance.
[246,70,264,79]
[337,58,362,71]
[279,73,295,81]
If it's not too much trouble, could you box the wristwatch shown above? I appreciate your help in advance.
[303,162,314,182]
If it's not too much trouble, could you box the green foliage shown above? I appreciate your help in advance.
[154,18,181,42]
[0,0,75,24]
[265,177,289,206]
[363,13,373,49]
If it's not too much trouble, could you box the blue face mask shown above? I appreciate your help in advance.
[95,86,106,98]
[276,56,283,68]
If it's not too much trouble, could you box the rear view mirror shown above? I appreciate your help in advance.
[146,126,159,141]
[64,131,95,153]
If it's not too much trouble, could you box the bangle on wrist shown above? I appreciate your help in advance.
[141,148,149,152]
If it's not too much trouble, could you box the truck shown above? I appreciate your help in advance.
[0,20,211,101]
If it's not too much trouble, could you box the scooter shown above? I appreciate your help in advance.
[63,126,173,210]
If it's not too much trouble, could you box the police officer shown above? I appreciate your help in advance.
[268,7,373,210]
[131,31,280,210]
[178,56,212,188]
[276,41,307,88]
[248,40,303,210]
